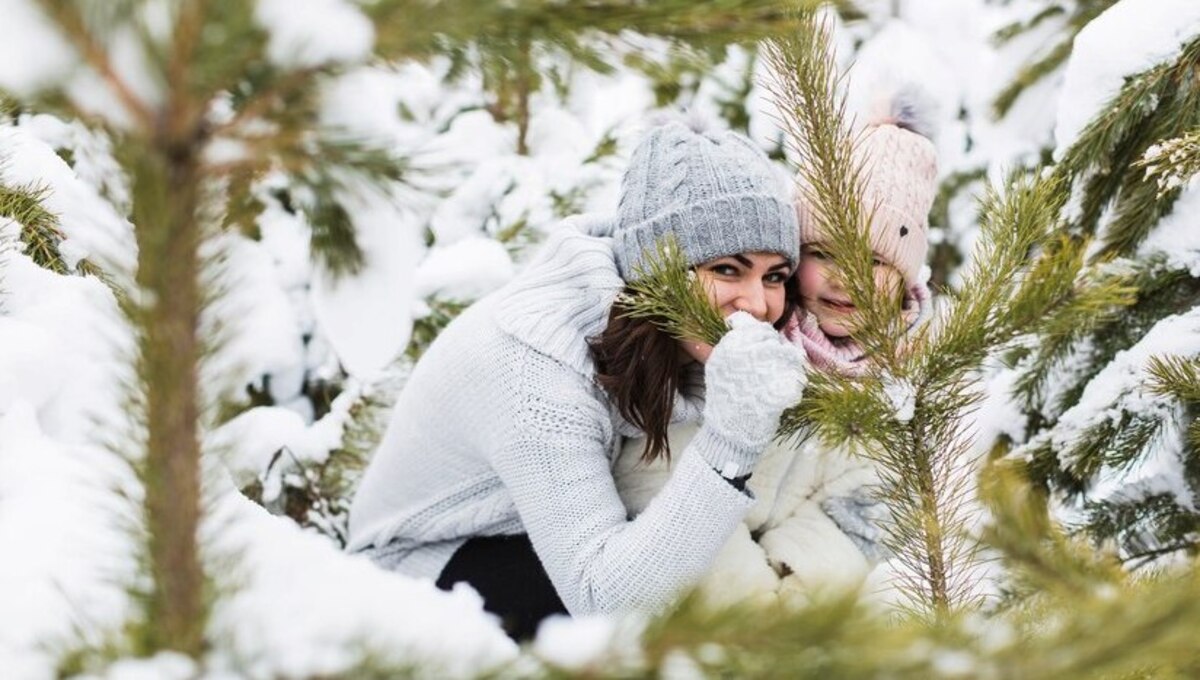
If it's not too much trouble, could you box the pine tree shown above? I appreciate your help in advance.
[1001,28,1200,566]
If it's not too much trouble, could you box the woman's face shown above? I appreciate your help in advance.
[796,243,903,340]
[679,251,792,364]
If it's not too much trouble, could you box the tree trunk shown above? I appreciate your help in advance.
[130,135,207,656]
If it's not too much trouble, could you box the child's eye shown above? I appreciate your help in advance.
[807,249,829,261]
[872,257,885,267]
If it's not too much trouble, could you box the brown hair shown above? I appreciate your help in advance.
[588,275,802,463]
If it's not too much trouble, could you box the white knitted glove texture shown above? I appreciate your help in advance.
[700,311,808,476]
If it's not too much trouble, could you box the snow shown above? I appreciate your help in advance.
[209,406,313,488]
[92,653,197,680]
[0,0,77,97]
[0,125,138,278]
[204,482,517,679]
[531,615,620,671]
[16,113,132,214]
[415,236,515,301]
[1,0,1198,674]
[0,249,129,445]
[1089,412,1192,512]
[1136,183,1200,276]
[0,403,136,680]
[882,376,917,423]
[1041,308,1200,497]
[310,183,425,379]
[1054,0,1200,153]
[255,0,374,70]
[203,233,307,404]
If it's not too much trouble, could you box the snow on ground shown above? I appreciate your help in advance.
[204,480,517,678]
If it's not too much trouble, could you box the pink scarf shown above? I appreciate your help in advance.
[782,282,932,377]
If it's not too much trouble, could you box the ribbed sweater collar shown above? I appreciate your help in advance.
[496,215,626,376]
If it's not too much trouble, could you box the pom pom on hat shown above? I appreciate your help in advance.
[644,108,721,136]
[864,82,939,141]
[796,83,940,285]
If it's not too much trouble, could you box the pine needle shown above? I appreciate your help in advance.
[620,234,728,346]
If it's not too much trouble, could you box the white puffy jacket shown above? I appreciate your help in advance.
[614,423,893,609]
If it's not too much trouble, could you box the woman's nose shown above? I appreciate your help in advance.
[732,283,769,321]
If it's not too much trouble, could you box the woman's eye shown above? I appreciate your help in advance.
[764,272,789,285]
[808,249,829,261]
[710,264,739,276]
[872,257,885,267]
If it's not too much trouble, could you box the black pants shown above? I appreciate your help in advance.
[435,534,569,641]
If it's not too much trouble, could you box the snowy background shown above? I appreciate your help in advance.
[1,0,1198,677]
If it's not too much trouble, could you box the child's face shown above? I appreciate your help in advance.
[796,243,903,340]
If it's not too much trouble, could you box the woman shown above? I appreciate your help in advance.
[347,119,808,639]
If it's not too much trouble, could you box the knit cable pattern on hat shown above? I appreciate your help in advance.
[614,120,799,281]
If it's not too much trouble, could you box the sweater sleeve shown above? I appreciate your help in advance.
[489,346,755,616]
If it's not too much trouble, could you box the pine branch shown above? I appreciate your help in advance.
[992,6,1067,46]
[1023,263,1197,426]
[991,0,1121,118]
[1138,128,1200,197]
[1009,253,1139,412]
[1053,36,1200,259]
[367,0,816,63]
[763,13,902,370]
[919,172,1069,389]
[993,39,1074,119]
[1087,493,1200,561]
[0,180,70,274]
[763,8,1028,620]
[33,0,156,128]
[620,234,728,347]
[1147,355,1200,403]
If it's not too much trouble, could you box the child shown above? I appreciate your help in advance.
[614,89,938,608]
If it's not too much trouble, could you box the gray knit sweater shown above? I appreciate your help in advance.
[347,218,757,616]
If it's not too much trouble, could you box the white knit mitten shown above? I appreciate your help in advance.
[698,311,808,478]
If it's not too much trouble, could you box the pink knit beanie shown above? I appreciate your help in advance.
[796,86,939,285]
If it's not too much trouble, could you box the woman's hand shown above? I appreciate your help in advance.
[701,312,808,472]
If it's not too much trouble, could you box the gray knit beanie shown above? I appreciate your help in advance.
[613,119,799,282]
